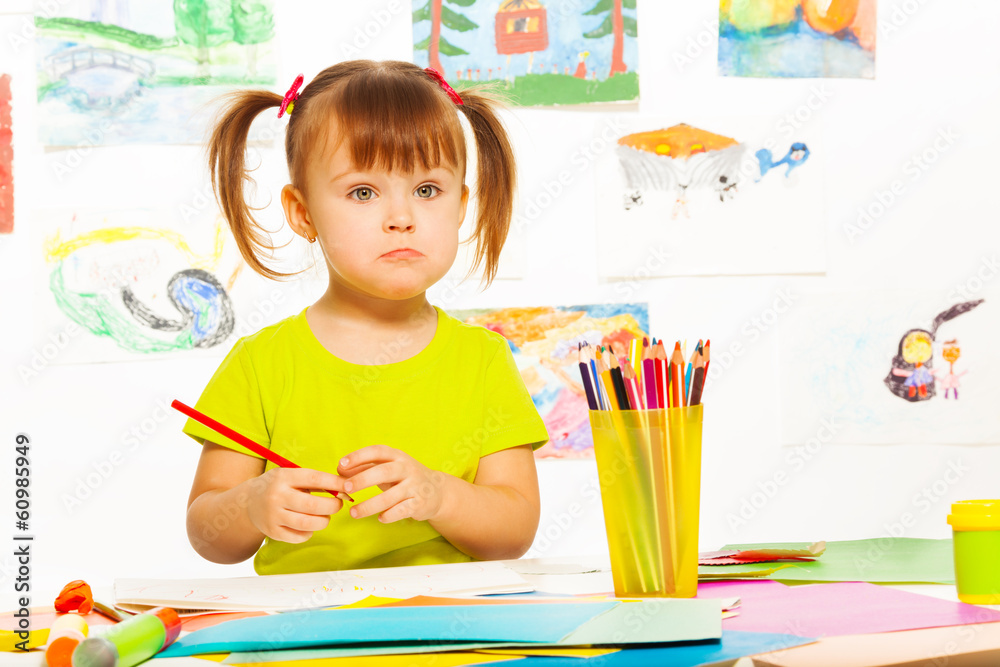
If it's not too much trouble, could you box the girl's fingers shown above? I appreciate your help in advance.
[281,467,351,494]
[349,484,408,520]
[343,461,405,494]
[270,517,318,544]
[377,497,419,524]
[283,490,343,517]
[338,445,400,473]
[278,507,332,534]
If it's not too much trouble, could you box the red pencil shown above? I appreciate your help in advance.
[171,399,353,502]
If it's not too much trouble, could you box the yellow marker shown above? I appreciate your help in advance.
[45,614,88,667]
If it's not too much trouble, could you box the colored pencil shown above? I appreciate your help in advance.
[597,352,619,410]
[171,399,354,502]
[608,353,631,410]
[703,339,711,378]
[653,343,665,410]
[671,343,685,408]
[689,353,706,407]
[643,356,658,409]
[622,362,641,411]
[577,344,599,410]
[587,346,604,410]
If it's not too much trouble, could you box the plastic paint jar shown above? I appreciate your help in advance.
[947,499,1000,604]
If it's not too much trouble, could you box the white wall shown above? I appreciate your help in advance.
[2,0,999,609]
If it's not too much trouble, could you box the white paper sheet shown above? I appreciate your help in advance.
[115,561,533,612]
[778,290,999,445]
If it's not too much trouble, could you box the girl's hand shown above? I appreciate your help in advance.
[246,467,347,544]
[338,446,445,523]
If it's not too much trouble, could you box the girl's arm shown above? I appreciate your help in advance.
[431,445,540,560]
[187,442,347,564]
[340,444,540,561]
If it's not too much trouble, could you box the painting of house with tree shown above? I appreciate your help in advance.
[413,0,638,106]
[35,0,277,145]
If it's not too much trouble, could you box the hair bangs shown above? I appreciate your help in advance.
[334,70,466,176]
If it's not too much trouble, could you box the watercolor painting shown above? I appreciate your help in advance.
[0,73,11,234]
[884,300,983,403]
[35,210,259,365]
[719,0,876,78]
[452,303,649,458]
[34,0,277,146]
[412,0,638,106]
[596,116,825,277]
[779,291,999,446]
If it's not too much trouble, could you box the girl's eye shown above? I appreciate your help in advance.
[416,185,440,199]
[352,188,375,201]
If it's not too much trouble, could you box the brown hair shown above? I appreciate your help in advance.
[207,60,516,285]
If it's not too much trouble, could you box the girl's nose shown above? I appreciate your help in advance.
[384,195,414,232]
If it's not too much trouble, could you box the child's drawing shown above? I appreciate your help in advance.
[617,124,810,217]
[884,300,983,402]
[35,0,277,145]
[938,340,966,400]
[779,291,998,446]
[412,0,638,106]
[452,303,649,459]
[596,116,825,277]
[35,210,262,365]
[719,0,876,79]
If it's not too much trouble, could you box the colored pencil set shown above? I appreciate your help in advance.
[577,337,709,412]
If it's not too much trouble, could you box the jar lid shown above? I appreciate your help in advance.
[947,500,1000,530]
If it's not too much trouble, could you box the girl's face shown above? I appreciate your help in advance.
[286,126,469,303]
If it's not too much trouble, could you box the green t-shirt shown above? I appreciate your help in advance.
[183,305,549,575]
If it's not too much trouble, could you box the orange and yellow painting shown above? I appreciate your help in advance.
[453,303,649,458]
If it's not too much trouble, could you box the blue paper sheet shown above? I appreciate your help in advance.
[504,630,816,666]
[161,601,619,656]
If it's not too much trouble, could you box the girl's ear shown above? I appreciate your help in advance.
[281,185,316,241]
[458,184,470,228]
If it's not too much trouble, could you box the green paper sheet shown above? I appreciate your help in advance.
[222,598,722,663]
[700,538,954,584]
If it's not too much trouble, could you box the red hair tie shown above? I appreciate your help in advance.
[423,67,463,105]
[278,73,304,118]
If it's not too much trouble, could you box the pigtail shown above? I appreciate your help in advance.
[456,87,517,287]
[207,90,293,280]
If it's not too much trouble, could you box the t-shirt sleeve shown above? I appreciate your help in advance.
[181,340,270,458]
[480,340,549,456]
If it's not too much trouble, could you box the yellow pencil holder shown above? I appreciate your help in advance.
[589,405,704,598]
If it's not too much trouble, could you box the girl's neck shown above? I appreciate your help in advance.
[313,282,435,330]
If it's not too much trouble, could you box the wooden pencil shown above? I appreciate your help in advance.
[643,356,657,409]
[671,342,685,408]
[608,353,631,410]
[577,344,598,410]
[597,350,618,410]
[622,362,641,411]
[689,352,706,406]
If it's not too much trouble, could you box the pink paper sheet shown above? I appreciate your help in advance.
[698,580,1000,638]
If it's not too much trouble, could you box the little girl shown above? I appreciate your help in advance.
[183,60,548,575]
